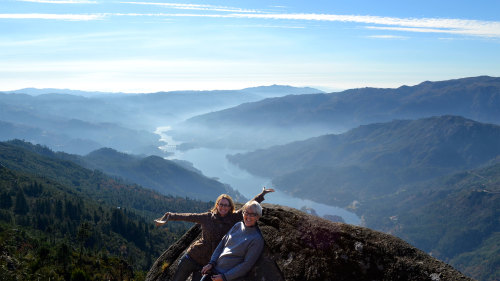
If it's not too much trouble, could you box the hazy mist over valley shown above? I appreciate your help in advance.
[2,0,500,279]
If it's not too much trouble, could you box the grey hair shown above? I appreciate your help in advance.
[243,200,262,217]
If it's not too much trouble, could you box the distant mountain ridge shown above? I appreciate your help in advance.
[3,87,121,97]
[172,76,500,149]
[4,85,323,97]
[0,92,161,155]
[228,115,500,205]
[191,76,500,127]
[0,85,322,155]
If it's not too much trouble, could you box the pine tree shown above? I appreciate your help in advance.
[14,188,29,215]
[0,192,12,209]
[77,221,92,260]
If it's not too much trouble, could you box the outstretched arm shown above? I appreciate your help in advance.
[251,187,275,204]
[154,211,208,227]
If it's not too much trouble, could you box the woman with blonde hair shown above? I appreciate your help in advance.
[155,187,273,281]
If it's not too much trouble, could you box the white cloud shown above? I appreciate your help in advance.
[120,2,262,13]
[365,26,452,34]
[224,13,500,38]
[17,0,97,3]
[2,8,499,39]
[224,24,305,29]
[366,34,408,39]
[109,12,500,38]
[0,13,104,20]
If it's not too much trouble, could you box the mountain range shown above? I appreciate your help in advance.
[2,76,500,280]
[228,115,500,205]
[227,115,500,280]
[171,76,500,150]
[0,85,321,155]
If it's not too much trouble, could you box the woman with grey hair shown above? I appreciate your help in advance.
[200,201,264,281]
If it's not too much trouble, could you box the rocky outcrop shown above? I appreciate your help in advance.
[146,204,473,281]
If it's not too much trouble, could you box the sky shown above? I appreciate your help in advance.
[1,0,500,93]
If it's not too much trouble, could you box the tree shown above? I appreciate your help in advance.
[77,221,92,260]
[71,268,90,281]
[0,192,12,209]
[14,188,29,215]
[55,199,63,219]
[56,242,71,266]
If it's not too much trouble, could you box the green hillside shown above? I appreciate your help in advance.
[2,140,242,202]
[360,163,500,281]
[0,141,212,280]
[227,116,500,281]
[82,148,243,202]
[229,115,500,206]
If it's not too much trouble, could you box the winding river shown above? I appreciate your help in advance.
[157,127,361,225]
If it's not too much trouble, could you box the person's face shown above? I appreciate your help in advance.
[243,208,259,227]
[217,198,231,217]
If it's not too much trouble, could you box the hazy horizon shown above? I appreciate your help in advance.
[2,0,499,93]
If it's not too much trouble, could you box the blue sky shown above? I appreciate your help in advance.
[1,0,500,93]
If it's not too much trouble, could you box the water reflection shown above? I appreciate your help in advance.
[166,146,361,225]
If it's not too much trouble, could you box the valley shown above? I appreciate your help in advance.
[1,76,499,280]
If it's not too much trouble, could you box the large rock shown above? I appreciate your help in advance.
[146,204,473,281]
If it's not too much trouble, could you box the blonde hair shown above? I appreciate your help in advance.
[211,194,235,214]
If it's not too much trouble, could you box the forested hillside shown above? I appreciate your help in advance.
[173,76,500,149]
[228,115,500,206]
[227,115,500,281]
[0,141,213,280]
[360,163,500,281]
[81,148,243,201]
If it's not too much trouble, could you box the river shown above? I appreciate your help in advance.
[156,127,361,225]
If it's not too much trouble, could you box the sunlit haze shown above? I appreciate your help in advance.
[1,0,499,93]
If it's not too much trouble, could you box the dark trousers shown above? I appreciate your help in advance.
[200,274,212,281]
[200,269,220,281]
[200,269,241,281]
[172,255,202,281]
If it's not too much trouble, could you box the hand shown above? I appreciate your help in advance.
[154,219,166,227]
[154,212,170,227]
[201,264,212,275]
[211,274,223,281]
[262,187,275,194]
